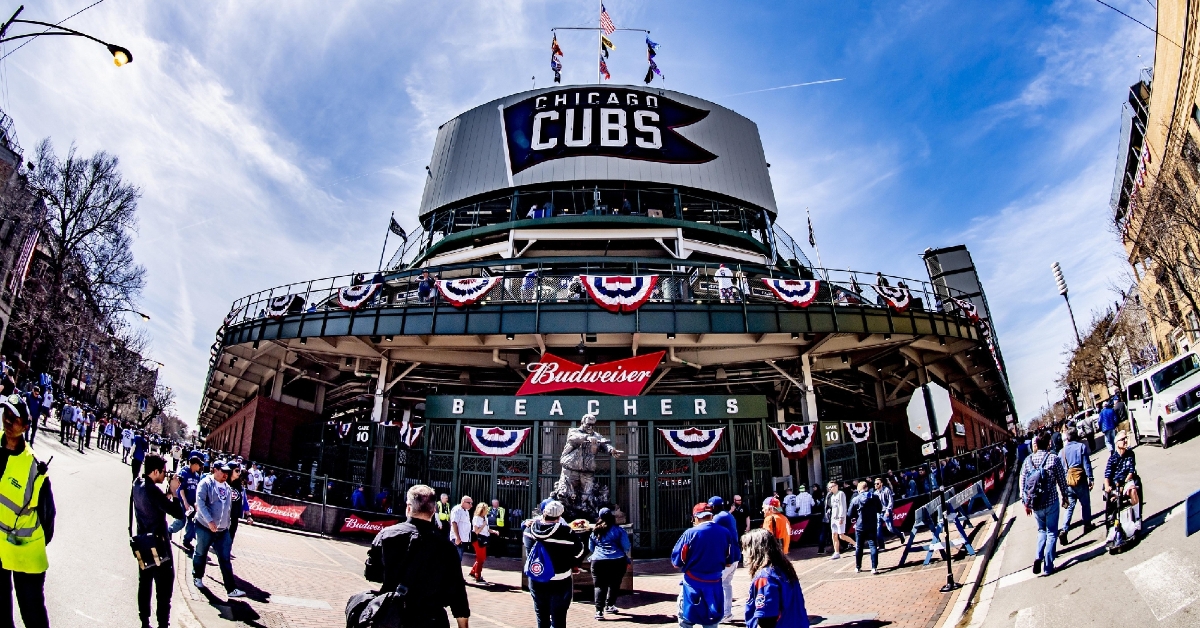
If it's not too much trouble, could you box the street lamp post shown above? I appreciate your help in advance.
[1052,262,1082,347]
[0,5,132,66]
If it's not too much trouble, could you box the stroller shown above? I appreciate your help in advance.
[1104,476,1143,554]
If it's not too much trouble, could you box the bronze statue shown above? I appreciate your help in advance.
[552,413,623,516]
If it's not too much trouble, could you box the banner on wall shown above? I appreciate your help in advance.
[248,496,307,525]
[515,351,665,396]
[762,279,820,308]
[340,514,402,535]
[659,427,724,461]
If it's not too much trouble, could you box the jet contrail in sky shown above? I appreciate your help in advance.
[722,78,845,97]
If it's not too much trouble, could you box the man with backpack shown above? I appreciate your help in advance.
[1058,425,1094,545]
[1021,432,1070,576]
[522,500,584,628]
[362,484,470,628]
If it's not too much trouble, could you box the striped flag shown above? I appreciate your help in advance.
[599,56,611,80]
[600,4,616,35]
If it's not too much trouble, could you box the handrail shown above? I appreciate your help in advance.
[217,259,978,330]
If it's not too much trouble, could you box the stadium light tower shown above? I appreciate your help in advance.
[1052,261,1082,347]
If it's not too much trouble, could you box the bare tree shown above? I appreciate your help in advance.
[136,383,175,430]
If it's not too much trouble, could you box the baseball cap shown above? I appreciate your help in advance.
[763,497,781,509]
[692,502,713,519]
[214,460,233,472]
[707,496,724,508]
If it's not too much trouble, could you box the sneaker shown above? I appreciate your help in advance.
[193,578,206,589]
[605,606,618,614]
[871,568,878,575]
[595,610,604,620]
[1032,559,1042,575]
[855,567,861,573]
[227,589,247,598]
[830,553,841,560]
[476,578,488,585]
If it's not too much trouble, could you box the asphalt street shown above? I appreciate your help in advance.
[971,428,1200,627]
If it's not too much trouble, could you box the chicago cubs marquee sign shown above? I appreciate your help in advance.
[502,88,717,174]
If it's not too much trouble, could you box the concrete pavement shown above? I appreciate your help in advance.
[966,428,1200,627]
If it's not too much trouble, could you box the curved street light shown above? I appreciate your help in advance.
[110,307,151,322]
[0,5,132,66]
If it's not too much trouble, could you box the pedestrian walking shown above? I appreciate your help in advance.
[761,497,790,554]
[131,431,149,481]
[710,496,743,624]
[589,507,631,619]
[782,488,799,518]
[468,502,492,584]
[826,482,854,559]
[449,495,473,561]
[812,485,830,554]
[122,425,134,463]
[1098,401,1118,453]
[1058,425,1094,545]
[793,485,814,518]
[740,529,810,628]
[0,395,53,628]
[523,500,585,628]
[362,484,471,628]
[170,443,182,473]
[21,388,39,445]
[847,481,882,574]
[1021,432,1070,576]
[874,478,897,545]
[227,464,250,547]
[192,460,246,597]
[672,503,736,628]
[171,456,203,554]
[132,454,184,628]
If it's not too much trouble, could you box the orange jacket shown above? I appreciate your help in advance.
[762,512,791,554]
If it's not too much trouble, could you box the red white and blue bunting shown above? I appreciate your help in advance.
[875,286,911,313]
[953,298,980,322]
[464,426,530,456]
[659,427,724,462]
[266,294,294,318]
[223,305,244,327]
[438,277,502,307]
[338,283,381,310]
[844,422,872,443]
[399,424,423,448]
[581,275,658,313]
[763,279,820,308]
[769,424,816,459]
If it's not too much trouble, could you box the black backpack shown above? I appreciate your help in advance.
[347,529,415,628]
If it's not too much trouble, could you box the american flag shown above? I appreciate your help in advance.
[600,4,616,35]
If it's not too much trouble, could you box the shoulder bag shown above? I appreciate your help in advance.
[348,529,415,628]
[128,485,171,570]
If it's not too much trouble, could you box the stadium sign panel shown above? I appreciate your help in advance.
[502,88,717,174]
[425,395,768,421]
[516,351,665,396]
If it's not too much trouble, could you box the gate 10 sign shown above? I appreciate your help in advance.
[819,421,842,448]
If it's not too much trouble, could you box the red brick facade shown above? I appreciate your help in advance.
[205,396,319,465]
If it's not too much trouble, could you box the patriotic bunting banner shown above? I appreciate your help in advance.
[338,283,380,310]
[875,285,911,313]
[223,305,244,327]
[399,423,423,448]
[769,424,816,459]
[659,427,724,461]
[581,275,658,313]
[464,426,530,456]
[437,277,502,307]
[266,294,294,318]
[845,422,872,443]
[953,298,980,322]
[763,279,820,308]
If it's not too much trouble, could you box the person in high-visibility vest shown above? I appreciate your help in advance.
[435,493,452,536]
[488,499,505,529]
[0,394,54,628]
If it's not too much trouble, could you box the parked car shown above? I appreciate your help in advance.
[1125,352,1200,447]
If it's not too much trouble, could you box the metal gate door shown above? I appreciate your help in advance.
[824,443,858,486]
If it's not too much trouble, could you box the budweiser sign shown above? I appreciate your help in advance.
[516,351,665,396]
[340,514,400,535]
[248,496,306,525]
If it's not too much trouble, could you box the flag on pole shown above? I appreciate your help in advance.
[644,36,663,84]
[599,56,611,80]
[601,34,615,52]
[600,3,616,34]
[388,217,407,241]
[551,34,564,83]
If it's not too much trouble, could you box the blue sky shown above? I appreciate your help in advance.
[0,0,1155,425]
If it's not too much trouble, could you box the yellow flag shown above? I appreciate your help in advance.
[601,34,615,50]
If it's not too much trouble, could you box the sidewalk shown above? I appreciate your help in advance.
[176,508,998,628]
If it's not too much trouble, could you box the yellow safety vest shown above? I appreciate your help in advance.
[436,501,451,521]
[494,507,505,528]
[0,445,47,573]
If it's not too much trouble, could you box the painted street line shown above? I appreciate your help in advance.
[1125,550,1200,621]
[74,609,104,623]
[1013,605,1048,628]
[268,595,333,609]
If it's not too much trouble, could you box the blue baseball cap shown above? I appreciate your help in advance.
[707,496,724,508]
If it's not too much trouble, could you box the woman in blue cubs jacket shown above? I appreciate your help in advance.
[741,529,809,628]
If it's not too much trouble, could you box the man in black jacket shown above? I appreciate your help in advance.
[522,500,585,628]
[847,480,883,574]
[132,454,183,628]
[365,484,470,628]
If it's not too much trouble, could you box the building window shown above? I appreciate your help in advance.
[1185,133,1200,174]
[1190,311,1200,342]
[1193,103,1200,128]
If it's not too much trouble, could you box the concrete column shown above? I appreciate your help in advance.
[371,357,389,422]
[314,383,326,415]
[800,353,822,486]
[875,380,886,411]
[270,369,284,401]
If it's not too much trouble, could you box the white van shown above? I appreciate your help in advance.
[1125,352,1200,447]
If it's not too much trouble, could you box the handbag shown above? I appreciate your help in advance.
[350,530,414,628]
[128,487,171,570]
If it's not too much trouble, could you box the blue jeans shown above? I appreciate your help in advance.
[1104,429,1116,453]
[854,532,878,570]
[1061,483,1091,533]
[530,578,573,628]
[877,512,897,541]
[1033,503,1060,573]
[192,526,235,592]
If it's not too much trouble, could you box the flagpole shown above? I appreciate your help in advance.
[377,211,394,271]
[806,207,831,282]
[597,0,603,84]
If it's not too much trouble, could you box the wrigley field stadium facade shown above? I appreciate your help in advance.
[197,85,1015,553]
